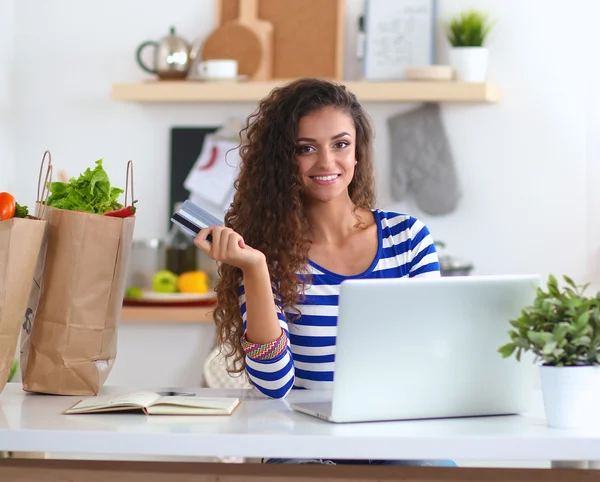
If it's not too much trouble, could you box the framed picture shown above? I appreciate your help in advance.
[363,0,437,81]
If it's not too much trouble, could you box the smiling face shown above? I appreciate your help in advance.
[295,106,357,204]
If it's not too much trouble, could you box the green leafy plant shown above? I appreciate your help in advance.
[498,275,600,367]
[447,10,494,47]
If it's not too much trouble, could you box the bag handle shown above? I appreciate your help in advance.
[36,150,53,218]
[124,160,134,207]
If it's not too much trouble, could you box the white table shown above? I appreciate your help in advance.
[0,384,599,481]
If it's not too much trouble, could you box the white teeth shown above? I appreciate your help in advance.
[313,175,338,181]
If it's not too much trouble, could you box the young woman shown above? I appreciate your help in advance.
[195,78,454,466]
[195,77,441,398]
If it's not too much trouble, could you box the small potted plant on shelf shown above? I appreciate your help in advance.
[446,9,494,82]
[498,274,600,429]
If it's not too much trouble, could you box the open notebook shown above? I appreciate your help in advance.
[63,391,240,416]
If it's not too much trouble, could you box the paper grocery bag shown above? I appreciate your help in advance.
[20,159,136,395]
[0,217,46,394]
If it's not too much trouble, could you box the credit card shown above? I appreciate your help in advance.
[170,200,224,242]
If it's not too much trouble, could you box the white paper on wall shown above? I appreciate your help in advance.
[363,0,436,80]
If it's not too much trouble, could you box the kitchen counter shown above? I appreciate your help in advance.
[1,384,599,480]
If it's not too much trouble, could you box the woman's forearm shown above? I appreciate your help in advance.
[242,261,283,344]
[240,259,295,399]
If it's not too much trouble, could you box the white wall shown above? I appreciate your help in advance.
[368,0,593,287]
[0,0,16,194]
[10,0,598,289]
[6,0,599,387]
[425,0,592,287]
[587,50,600,290]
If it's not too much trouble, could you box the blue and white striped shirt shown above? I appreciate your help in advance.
[240,210,440,398]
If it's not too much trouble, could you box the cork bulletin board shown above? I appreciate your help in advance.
[215,0,345,80]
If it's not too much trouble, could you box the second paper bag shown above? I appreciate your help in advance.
[21,163,136,395]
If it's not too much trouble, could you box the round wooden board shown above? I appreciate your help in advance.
[202,23,262,77]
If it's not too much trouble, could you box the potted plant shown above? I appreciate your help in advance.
[446,9,494,82]
[498,275,600,428]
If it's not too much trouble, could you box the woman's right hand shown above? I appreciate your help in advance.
[194,226,266,272]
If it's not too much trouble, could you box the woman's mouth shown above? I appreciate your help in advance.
[309,174,340,185]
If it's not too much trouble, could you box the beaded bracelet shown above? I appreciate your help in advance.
[240,330,288,361]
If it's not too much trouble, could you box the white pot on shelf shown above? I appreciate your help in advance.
[448,47,489,82]
[539,365,600,429]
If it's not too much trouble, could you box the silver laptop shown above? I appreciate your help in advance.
[290,274,540,423]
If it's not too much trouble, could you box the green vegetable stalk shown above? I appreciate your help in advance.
[46,159,124,214]
[7,360,17,382]
[15,203,28,218]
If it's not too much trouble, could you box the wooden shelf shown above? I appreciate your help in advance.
[111,80,500,104]
[120,305,214,323]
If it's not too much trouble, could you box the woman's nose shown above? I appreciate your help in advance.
[317,149,336,169]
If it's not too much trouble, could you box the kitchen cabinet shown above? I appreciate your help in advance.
[107,312,216,388]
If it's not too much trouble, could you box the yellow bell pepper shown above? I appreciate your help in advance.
[177,271,210,294]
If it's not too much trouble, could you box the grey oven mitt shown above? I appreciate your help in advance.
[387,103,461,215]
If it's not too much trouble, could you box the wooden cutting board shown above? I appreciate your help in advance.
[203,0,273,80]
[215,0,345,80]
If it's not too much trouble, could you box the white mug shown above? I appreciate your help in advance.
[197,59,238,79]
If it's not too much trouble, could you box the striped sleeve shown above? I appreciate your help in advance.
[408,219,441,278]
[239,285,295,399]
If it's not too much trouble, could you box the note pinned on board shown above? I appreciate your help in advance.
[184,135,240,210]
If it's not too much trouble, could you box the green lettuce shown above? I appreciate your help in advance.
[46,159,124,214]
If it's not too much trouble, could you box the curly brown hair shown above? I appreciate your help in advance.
[212,78,376,373]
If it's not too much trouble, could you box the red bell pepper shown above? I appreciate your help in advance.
[104,200,137,218]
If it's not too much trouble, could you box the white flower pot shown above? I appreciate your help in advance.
[539,365,600,429]
[448,47,489,82]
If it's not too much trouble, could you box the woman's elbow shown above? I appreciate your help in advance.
[249,376,295,399]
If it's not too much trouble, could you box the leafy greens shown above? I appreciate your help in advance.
[46,159,123,214]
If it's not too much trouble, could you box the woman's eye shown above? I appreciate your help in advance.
[296,145,315,154]
[334,141,349,149]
